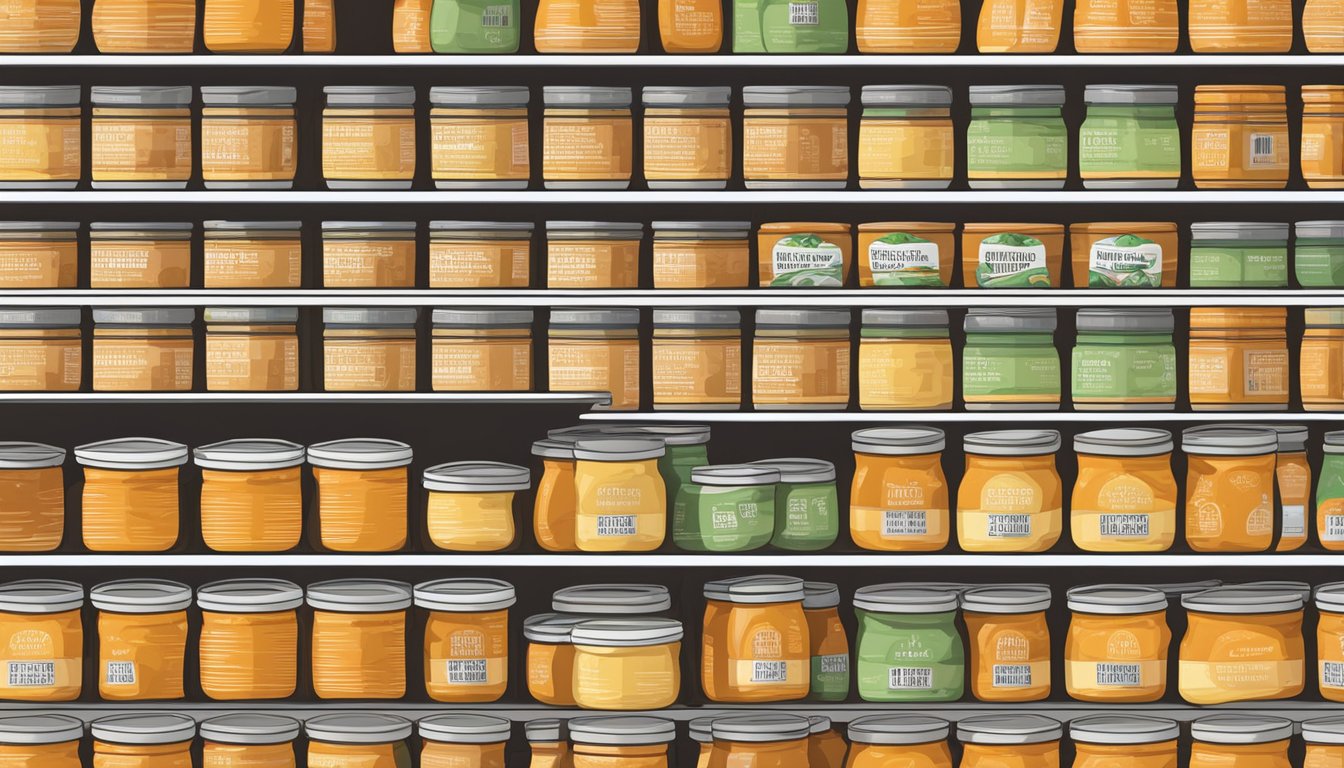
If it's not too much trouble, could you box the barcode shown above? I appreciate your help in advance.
[481,5,511,26]
[1324,661,1344,688]
[789,1,819,24]
[446,659,488,684]
[7,661,54,687]
[1326,515,1344,541]
[596,515,636,537]
[888,666,934,690]
[1099,514,1149,538]
[818,654,848,674]
[1250,134,1275,165]
[105,661,136,686]
[987,514,1031,538]
[992,664,1032,688]
[752,660,789,683]
[883,509,928,536]
[1095,663,1141,687]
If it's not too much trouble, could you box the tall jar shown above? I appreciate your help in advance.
[1180,589,1304,704]
[1189,221,1289,288]
[847,715,952,768]
[525,613,582,705]
[199,714,299,768]
[429,86,531,190]
[652,308,741,410]
[976,0,1062,51]
[853,585,964,701]
[959,430,1062,552]
[0,714,82,768]
[702,575,809,702]
[1192,85,1289,189]
[958,715,1061,767]
[90,86,193,190]
[1064,585,1170,702]
[856,0,959,52]
[652,221,750,288]
[752,308,851,410]
[1071,428,1177,553]
[1071,308,1177,410]
[1182,427,1278,552]
[532,439,578,552]
[742,86,850,189]
[967,85,1067,189]
[194,439,305,551]
[203,0,294,52]
[91,714,196,768]
[1189,0,1292,51]
[1070,715,1179,767]
[962,308,1059,410]
[1302,86,1344,189]
[321,86,417,190]
[542,87,633,190]
[0,443,68,552]
[850,427,949,551]
[76,438,187,552]
[642,86,732,190]
[1320,432,1344,549]
[858,309,953,411]
[308,438,412,552]
[1257,424,1310,552]
[548,308,641,410]
[0,87,81,190]
[431,308,533,392]
[200,87,298,190]
[204,307,300,392]
[572,438,667,552]
[1296,221,1344,287]
[0,580,83,701]
[204,221,303,288]
[961,586,1053,702]
[415,578,515,702]
[534,0,640,52]
[90,579,191,700]
[0,1,80,52]
[307,579,411,699]
[302,0,336,52]
[0,307,82,392]
[0,221,78,288]
[802,582,849,701]
[1073,0,1177,51]
[858,86,954,189]
[1187,307,1288,410]
[321,308,418,392]
[196,579,302,700]
[1079,84,1181,190]
[92,0,196,52]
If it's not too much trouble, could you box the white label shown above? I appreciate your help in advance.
[818,654,849,674]
[1250,133,1276,165]
[752,660,790,683]
[1282,505,1305,537]
[1087,237,1163,288]
[788,1,819,23]
[1325,515,1344,541]
[1095,663,1142,687]
[104,661,136,686]
[889,667,934,690]
[867,239,940,285]
[987,513,1031,538]
[976,240,1048,287]
[481,4,512,25]
[771,236,844,286]
[1324,661,1344,689]
[883,509,928,537]
[446,659,488,684]
[596,515,636,537]
[1099,514,1150,538]
[992,664,1032,688]
[7,661,54,687]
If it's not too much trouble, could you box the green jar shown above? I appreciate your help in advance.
[673,464,779,552]
[962,308,1060,411]
[1318,431,1344,548]
[747,458,839,550]
[1071,308,1177,411]
[804,581,850,702]
[853,585,964,703]
[1189,222,1290,287]
[430,0,520,52]
[1295,221,1344,287]
[733,0,848,52]
[967,85,1068,190]
[1078,85,1181,190]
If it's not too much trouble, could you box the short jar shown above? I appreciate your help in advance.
[802,582,849,702]
[0,221,78,288]
[1181,427,1278,552]
[430,86,531,190]
[1192,85,1289,189]
[0,86,81,190]
[959,431,1062,552]
[307,579,411,699]
[757,222,852,288]
[525,613,582,706]
[1068,221,1178,288]
[573,438,667,552]
[203,307,299,392]
[542,87,633,191]
[1189,716,1292,767]
[1303,716,1344,767]
[90,86,192,190]
[429,221,533,288]
[1187,307,1289,410]
[200,86,298,190]
[202,0,295,52]
[1071,428,1177,552]
[710,715,810,766]
[415,578,515,702]
[853,585,964,702]
[309,438,412,552]
[0,580,83,701]
[1070,715,1180,768]
[91,308,195,392]
[305,714,413,768]
[0,714,82,768]
[958,715,1061,768]
[858,85,954,190]
[419,714,511,768]
[546,221,643,289]
[961,222,1064,289]
[966,85,1067,190]
[1079,84,1181,190]
[199,714,299,768]
[89,221,192,289]
[1295,221,1344,287]
[0,308,81,392]
[672,464,777,551]
[1189,221,1290,288]
[571,618,683,710]
[1065,585,1170,702]
[91,0,197,52]
[1072,308,1177,410]
[651,221,750,289]
[1189,0,1292,51]
[748,458,839,551]
[850,427,949,551]
[702,575,809,702]
[856,221,955,287]
[742,86,850,190]
[642,86,732,190]
[321,86,417,190]
[847,715,952,768]
[76,438,187,552]
[752,308,851,410]
[1073,0,1177,51]
[431,308,533,392]
[194,439,304,552]
[196,579,302,700]
[652,308,741,411]
[321,221,417,288]
[1179,588,1304,704]
[203,221,303,288]
[569,716,676,768]
[0,2,80,53]
[91,579,191,700]
[91,714,195,768]
[548,308,641,410]
[1302,86,1344,189]
[423,462,527,551]
[0,443,67,552]
[962,586,1053,701]
[962,308,1059,410]
[322,307,418,392]
[858,309,953,411]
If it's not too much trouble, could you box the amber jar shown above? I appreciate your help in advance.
[430,86,531,190]
[1188,307,1288,410]
[0,307,81,392]
[203,221,303,289]
[322,86,418,190]
[0,221,79,288]
[322,308,418,392]
[194,440,305,552]
[201,86,298,190]
[196,581,303,699]
[0,86,81,190]
[90,86,193,190]
[642,86,733,190]
[1192,86,1289,190]
[204,307,300,392]
[92,308,195,392]
[199,714,300,768]
[322,221,417,288]
[89,222,193,289]
[431,308,533,392]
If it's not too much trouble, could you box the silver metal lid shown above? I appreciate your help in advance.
[1066,585,1167,615]
[1303,716,1344,745]
[429,86,530,108]
[861,85,953,107]
[418,714,512,745]
[745,458,835,483]
[642,86,732,107]
[0,85,80,106]
[1083,84,1179,105]
[91,580,192,614]
[525,720,563,743]
[1190,715,1293,745]
[1237,580,1311,602]
[552,584,671,614]
[305,714,412,744]
[743,85,850,107]
[853,584,959,613]
[1297,221,1344,240]
[0,714,84,745]
[1069,715,1180,745]
[574,438,665,462]
[0,221,79,233]
[0,308,79,328]
[204,220,302,233]
[1076,307,1174,334]
[596,424,711,446]
[322,220,417,233]
[1235,424,1309,452]
[803,581,839,609]
[322,307,418,327]
[193,439,305,471]
[199,714,300,745]
[653,308,741,327]
[968,85,1066,106]
[0,442,65,469]
[306,579,413,612]
[413,578,517,612]
[711,714,811,743]
[91,714,196,746]
[1190,222,1290,241]
[90,221,194,233]
[203,307,298,324]
[0,579,83,614]
[852,427,946,456]
[861,308,950,328]
[531,439,575,460]
[549,308,640,328]
[652,221,751,239]
[690,464,779,487]
[545,220,644,239]
[323,86,416,107]
[1328,430,1344,454]
[1316,582,1344,612]
[965,307,1057,333]
[957,715,1062,746]
[523,612,583,643]
[542,86,632,108]
[963,430,1061,457]
[1074,428,1173,457]
[1181,427,1278,456]
[91,86,192,106]
[961,584,1052,613]
[200,86,297,106]
[430,220,534,235]
[568,716,676,746]
[308,438,412,470]
[755,308,851,328]
[75,437,188,470]
[1149,580,1221,597]
[809,717,832,735]
[688,718,714,744]
[570,617,684,646]
[92,308,195,326]
[1181,587,1303,614]
[423,461,530,493]
[196,579,304,613]
[848,715,950,746]
[703,574,805,604]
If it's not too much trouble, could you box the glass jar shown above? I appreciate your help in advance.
[1302,309,1344,411]
[322,221,416,288]
[858,86,954,189]
[602,424,711,526]
[534,0,640,52]
[958,715,1061,767]
[542,87,633,190]
[702,575,809,702]
[976,0,1061,50]
[415,578,515,702]
[742,87,850,189]
[429,87,530,190]
[1080,85,1181,189]
[1189,0,1291,51]
[856,221,955,287]
[658,0,721,51]
[732,0,847,51]
[301,0,336,51]
[428,0,520,51]
[1071,429,1177,552]
[1304,716,1344,767]
[672,464,777,551]
[710,715,810,766]
[1073,0,1177,50]
[532,439,578,552]
[0,308,81,392]
[546,221,643,289]
[1256,424,1311,551]
[1302,87,1344,189]
[90,86,192,189]
[962,585,1052,702]
[200,86,297,191]
[571,618,683,709]
[0,580,82,701]
[548,308,641,410]
[1315,583,1344,699]
[966,86,1067,188]
[854,584,964,702]
[526,720,570,768]
[419,714,511,767]
[1072,308,1177,410]
[76,438,187,552]
[1192,85,1289,189]
[423,462,527,551]
[962,308,1059,410]
[203,307,299,392]
[0,1,80,52]
[204,221,302,288]
[850,427,949,551]
[1068,221,1178,288]
[195,439,304,552]
[959,426,1063,547]
[569,717,676,768]
[847,715,952,768]
[1190,715,1292,767]
[652,221,751,289]
[858,309,953,410]
[91,714,195,768]
[91,307,195,392]
[200,714,298,768]
[807,717,846,768]
[89,221,192,288]
[1296,221,1344,286]
[757,222,852,288]
[689,718,713,768]
[752,308,851,410]
[524,613,581,706]
[652,309,741,411]
[856,0,958,51]
[0,714,81,768]
[307,579,411,699]
[1181,427,1277,552]
[573,438,667,552]
[1189,221,1289,288]
[642,86,732,190]
[203,0,293,51]
[1188,307,1289,410]
[1319,432,1344,549]
[1064,585,1169,702]
[0,221,78,288]
[802,582,849,702]
[0,443,67,552]
[308,438,412,552]
[92,0,196,51]
[1070,715,1179,768]
[91,579,191,700]
[0,87,80,190]
[196,579,301,700]
[749,458,839,551]
[321,87,417,190]
[305,715,412,768]
[431,308,533,392]
[429,221,532,288]
[322,308,418,392]
[1180,588,1304,704]
[961,222,1065,288]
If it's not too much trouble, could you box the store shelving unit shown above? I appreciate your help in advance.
[3,54,1342,66]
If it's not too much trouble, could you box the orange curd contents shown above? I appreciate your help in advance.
[0,2,80,52]
[429,221,533,288]
[199,714,299,768]
[1072,0,1177,51]
[0,222,78,288]
[322,221,416,288]
[91,714,195,768]
[0,86,81,189]
[0,309,81,393]
[742,87,850,190]
[1192,87,1289,189]
[642,87,732,189]
[415,578,515,702]
[1179,588,1304,705]
[752,309,851,411]
[525,613,582,705]
[0,580,83,702]
[307,579,411,700]
[1189,0,1292,51]
[534,0,641,52]
[0,714,83,768]
[548,309,641,411]
[1302,87,1344,189]
[527,720,572,768]
[89,222,192,289]
[196,440,304,552]
[393,0,432,51]
[197,580,301,701]
[570,716,675,768]
[1181,427,1277,552]
[1070,715,1178,768]
[962,585,1052,702]
[309,438,412,552]
[542,88,634,190]
[419,714,510,768]
[91,0,196,52]
[1064,585,1170,703]
[0,443,66,552]
[1304,716,1344,767]
[305,714,413,768]
[846,714,951,768]
[204,221,303,288]
[322,308,418,393]
[532,440,579,552]
[546,221,643,289]
[91,308,195,393]
[958,430,1063,553]
[204,308,300,393]
[1313,583,1344,702]
[91,580,191,701]
[850,427,949,552]
[651,309,742,411]
[1188,307,1288,410]
[203,0,294,52]
[76,438,187,553]
[702,575,809,703]
[652,221,750,289]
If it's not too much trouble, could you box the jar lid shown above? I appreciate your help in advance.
[1181,586,1303,614]
[847,715,950,746]
[204,220,303,232]
[423,461,530,493]
[568,716,676,746]
[193,438,305,471]
[1190,221,1290,241]
[0,85,80,106]
[1233,424,1309,452]
[200,86,296,105]
[964,307,1057,333]
[199,714,300,745]
[1075,307,1174,334]
[0,579,83,614]
[552,584,671,614]
[307,438,413,470]
[1069,715,1180,745]
[545,221,644,239]
[1190,715,1293,745]
[745,458,835,483]
[75,437,189,470]
[809,717,832,734]
[1303,716,1344,745]
[305,714,413,744]
[742,85,850,107]
[323,85,416,106]
[523,612,584,642]
[1148,580,1221,596]
[573,438,665,462]
[0,308,80,328]
[430,220,535,236]
[688,718,714,743]
[1066,585,1167,615]
[851,426,946,456]
[755,308,851,328]
[861,84,952,107]
[704,574,805,604]
[642,85,731,107]
[961,584,1052,613]
[1073,428,1173,457]
[91,85,192,106]
[1297,220,1344,239]
[1329,430,1344,453]
[429,85,529,107]
[1318,582,1344,612]
[322,220,417,233]
[418,714,512,745]
[525,720,563,743]
[902,581,978,594]
[0,441,65,469]
[197,579,303,613]
[413,578,517,612]
[92,714,196,746]
[652,220,751,239]
[597,424,711,446]
[1237,580,1312,602]
[306,579,412,612]
[861,309,950,328]
[92,308,195,326]
[542,86,632,108]
[91,579,192,613]
[1306,308,1344,328]
[853,584,959,613]
[549,308,640,328]
[968,85,1066,106]
[322,307,418,327]
[803,581,839,609]
[0,714,84,745]
[690,464,779,487]
[1180,427,1277,456]
[203,306,299,324]
[1083,84,1179,105]
[570,617,684,646]
[531,438,575,459]
[710,714,811,743]
[0,221,80,232]
[963,430,1061,457]
[653,308,741,328]
[957,715,1062,746]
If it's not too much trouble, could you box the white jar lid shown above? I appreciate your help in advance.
[91,580,192,613]
[1303,716,1344,745]
[710,714,811,743]
[1190,715,1293,745]
[1181,586,1302,615]
[1074,428,1173,457]
[194,439,305,471]
[75,437,188,470]
[306,579,412,612]
[1066,585,1167,615]
[690,464,779,487]
[1316,582,1344,612]
[0,714,84,745]
[552,584,671,614]
[418,714,512,745]
[847,715,950,746]
[422,461,530,492]
[196,579,303,613]
[0,579,83,614]
[92,714,196,745]
[703,574,805,604]
[963,430,1061,457]
[525,720,563,743]
[852,427,946,456]
[746,458,835,483]
[961,584,1052,614]
[853,584,959,613]
[305,713,412,744]
[569,716,676,746]
[570,617,683,647]
[523,612,584,643]
[1180,426,1277,456]
[199,714,300,745]
[598,424,711,446]
[413,578,517,612]
[957,715,1062,746]
[1069,715,1180,746]
[0,442,65,469]
[308,438,412,470]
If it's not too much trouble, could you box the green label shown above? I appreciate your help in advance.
[675,486,775,552]
[855,611,964,702]
[771,484,839,550]
[867,233,944,287]
[966,117,1067,176]
[758,0,848,52]
[772,234,845,287]
[1072,344,1177,401]
[430,0,520,52]
[963,344,1061,399]
[1078,117,1181,175]
[1088,235,1163,288]
[809,653,850,701]
[1189,246,1289,287]
[1295,245,1344,287]
[976,233,1051,288]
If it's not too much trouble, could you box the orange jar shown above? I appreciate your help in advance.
[203,0,295,52]
[89,222,192,289]
[0,222,78,288]
[0,308,81,392]
[1305,717,1344,768]
[976,0,1062,51]
[1181,427,1277,552]
[203,220,303,289]
[0,713,82,768]
[91,579,190,701]
[652,221,750,289]
[1258,424,1310,551]
[542,87,634,190]
[958,430,1062,553]
[200,714,299,768]
[847,715,951,768]
[305,714,412,768]
[752,309,851,410]
[204,307,299,392]
[430,87,531,190]
[710,715,811,768]
[642,86,732,190]
[1303,86,1344,189]
[91,0,196,51]
[91,308,195,392]
[322,221,416,288]
[702,575,809,703]
[962,585,1052,702]
[195,439,304,552]
[431,309,533,392]
[1189,0,1291,51]
[76,438,187,552]
[850,427,949,552]
[0,87,81,190]
[308,438,412,552]
[0,580,82,701]
[532,439,578,552]
[91,714,195,768]
[757,222,852,288]
[1192,86,1289,189]
[856,0,959,51]
[1070,428,1178,553]
[958,715,1061,768]
[1315,583,1344,701]
[1073,0,1177,51]
[742,87,850,190]
[652,308,741,410]
[302,0,335,51]
[525,612,582,705]
[1070,715,1178,768]
[806,717,846,768]
[196,579,301,701]
[90,86,193,190]
[534,0,641,52]
[322,308,418,392]
[802,582,848,702]
[570,716,675,768]
[1180,587,1304,704]
[1188,307,1288,410]
[0,443,67,552]
[0,1,81,52]
[1064,585,1169,703]
[322,87,417,190]
[1068,222,1179,289]
[201,86,298,190]
[688,719,713,767]
[1189,715,1292,767]
[527,720,571,768]
[546,221,643,289]
[430,221,533,288]
[416,578,515,702]
[419,714,510,768]
[307,579,411,700]
[657,0,720,51]
[548,308,641,410]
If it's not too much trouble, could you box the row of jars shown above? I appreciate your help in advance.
[4,83,1343,191]
[7,219,1344,290]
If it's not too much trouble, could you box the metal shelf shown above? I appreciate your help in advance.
[582,411,1344,423]
[0,392,609,405]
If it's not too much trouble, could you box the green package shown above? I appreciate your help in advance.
[430,0,520,52]
[770,233,846,287]
[853,586,964,702]
[672,465,777,552]
[734,0,847,52]
[748,458,839,551]
[1087,234,1164,288]
[866,232,944,286]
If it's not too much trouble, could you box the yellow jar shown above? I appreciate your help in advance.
[850,427,949,551]
[1073,0,1178,51]
[743,86,850,190]
[976,0,1062,51]
[91,308,195,392]
[204,307,299,392]
[91,0,196,51]
[858,86,954,190]
[322,221,416,288]
[322,308,418,392]
[573,438,667,552]
[847,715,951,768]
[91,714,195,768]
[710,714,811,767]
[1189,0,1291,51]
[548,308,641,410]
[91,86,192,190]
[757,222,852,288]
[307,579,411,700]
[1071,429,1177,553]
[570,716,675,768]
[76,438,187,552]
[858,310,952,410]
[571,618,682,710]
[0,1,81,52]
[0,580,82,701]
[419,714,510,768]
[856,0,959,51]
[1190,715,1292,767]
[642,86,732,190]
[525,613,582,705]
[1192,86,1289,189]
[543,87,633,190]
[0,443,67,552]
[309,438,412,552]
[962,585,1052,702]
[431,309,533,392]
[415,578,515,702]
[322,86,417,190]
[305,714,412,768]
[702,575,809,702]
[200,714,299,768]
[429,221,533,288]
[752,309,851,410]
[652,308,741,411]
[1070,715,1179,768]
[196,579,301,700]
[1182,427,1277,552]
[0,713,83,768]
[0,87,80,190]
[1064,585,1169,703]
[0,308,81,392]
[546,221,643,289]
[203,220,303,289]
[1180,587,1304,704]
[0,221,78,288]
[430,86,531,190]
[91,579,191,700]
[526,720,571,768]
[533,440,578,552]
[651,221,750,289]
[1305,717,1344,766]
[203,0,294,52]
[1188,307,1289,410]
[201,86,298,190]
[1303,86,1344,189]
[423,462,527,551]
[89,222,192,289]
[195,439,304,552]
[958,430,1062,553]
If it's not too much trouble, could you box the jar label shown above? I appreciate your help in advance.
[811,653,849,698]
[104,661,136,686]
[6,660,54,687]
[987,513,1031,537]
[888,666,934,690]
[1068,660,1165,689]
[445,659,489,684]
[771,235,846,287]
[866,234,942,286]
[1322,661,1344,689]
[1088,235,1163,288]
[753,660,790,682]
[1099,513,1150,537]
[595,514,637,536]
[976,234,1049,288]
[789,1,819,23]
[1249,133,1279,166]
[1244,349,1289,395]
[882,509,929,537]
[1324,512,1344,541]
[991,663,1034,687]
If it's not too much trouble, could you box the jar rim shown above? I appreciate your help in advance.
[0,714,84,745]
[956,714,1062,745]
[305,714,413,744]
[413,578,517,612]
[689,463,779,487]
[418,714,512,744]
[1068,715,1180,745]
[847,715,950,746]
[1190,715,1293,745]
[704,574,805,604]
[710,714,811,743]
[0,441,66,469]
[197,579,304,613]
[91,579,192,613]
[568,716,676,746]
[1065,584,1168,615]
[199,714,301,745]
[307,438,413,469]
[1073,428,1173,457]
[802,581,839,609]
[552,584,671,614]
[0,579,83,614]
[961,584,1052,613]
[91,714,196,746]
[1181,586,1303,614]
[853,584,959,613]
[745,458,835,483]
[570,617,684,646]
[306,579,413,612]
[422,461,530,492]
[851,426,946,456]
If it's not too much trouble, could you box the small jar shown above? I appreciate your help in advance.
[542,87,633,190]
[194,439,304,552]
[701,575,809,702]
[204,221,303,288]
[1302,87,1344,189]
[322,86,417,190]
[526,720,571,767]
[742,86,850,190]
[802,581,849,702]
[961,586,1053,702]
[1304,717,1344,766]
[1070,715,1180,767]
[0,221,78,288]
[91,579,191,700]
[975,0,1062,51]
[0,308,81,392]
[751,308,851,410]
[961,222,1065,288]
[307,580,411,700]
[672,464,777,551]
[430,86,531,190]
[309,438,412,552]
[306,714,412,768]
[850,427,949,552]
[322,221,417,288]
[91,714,195,768]
[1064,585,1170,702]
[853,585,964,702]
[1191,717,1293,768]
[658,0,722,52]
[431,308,533,392]
[1071,308,1177,410]
[546,221,643,289]
[651,221,750,289]
[91,0,196,52]
[91,308,195,392]
[1180,588,1304,704]
[76,438,187,552]
[1189,222,1290,288]
[0,580,83,701]
[199,714,299,768]
[962,308,1059,410]
[0,714,81,768]
[858,309,953,411]
[423,462,527,551]
[689,719,714,767]
[966,86,1067,189]
[856,221,955,288]
[1296,221,1344,287]
[532,439,578,553]
[429,221,533,288]
[1068,221,1178,288]
[1315,583,1344,699]
[89,222,192,289]
[196,579,302,700]
[1192,85,1289,189]
[202,0,294,52]
[1079,84,1181,190]
[1320,432,1344,548]
[0,443,67,552]
[1182,427,1278,552]
[0,87,81,190]
[572,618,683,710]
[1071,429,1177,553]
[547,308,641,410]
[749,458,839,551]
[642,86,732,190]
[573,438,667,552]
[415,578,515,702]
[858,86,954,190]
[0,1,81,53]
[90,86,192,190]
[1189,0,1291,51]
[1073,0,1177,51]
[322,308,418,392]
[710,715,811,766]
[203,307,299,392]
[200,86,298,190]
[652,308,741,411]
[807,717,846,768]
[959,431,1062,552]
[569,716,676,768]
[419,715,511,767]
[847,715,952,768]
[525,613,582,706]
[1188,307,1289,410]
[757,222,852,288]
